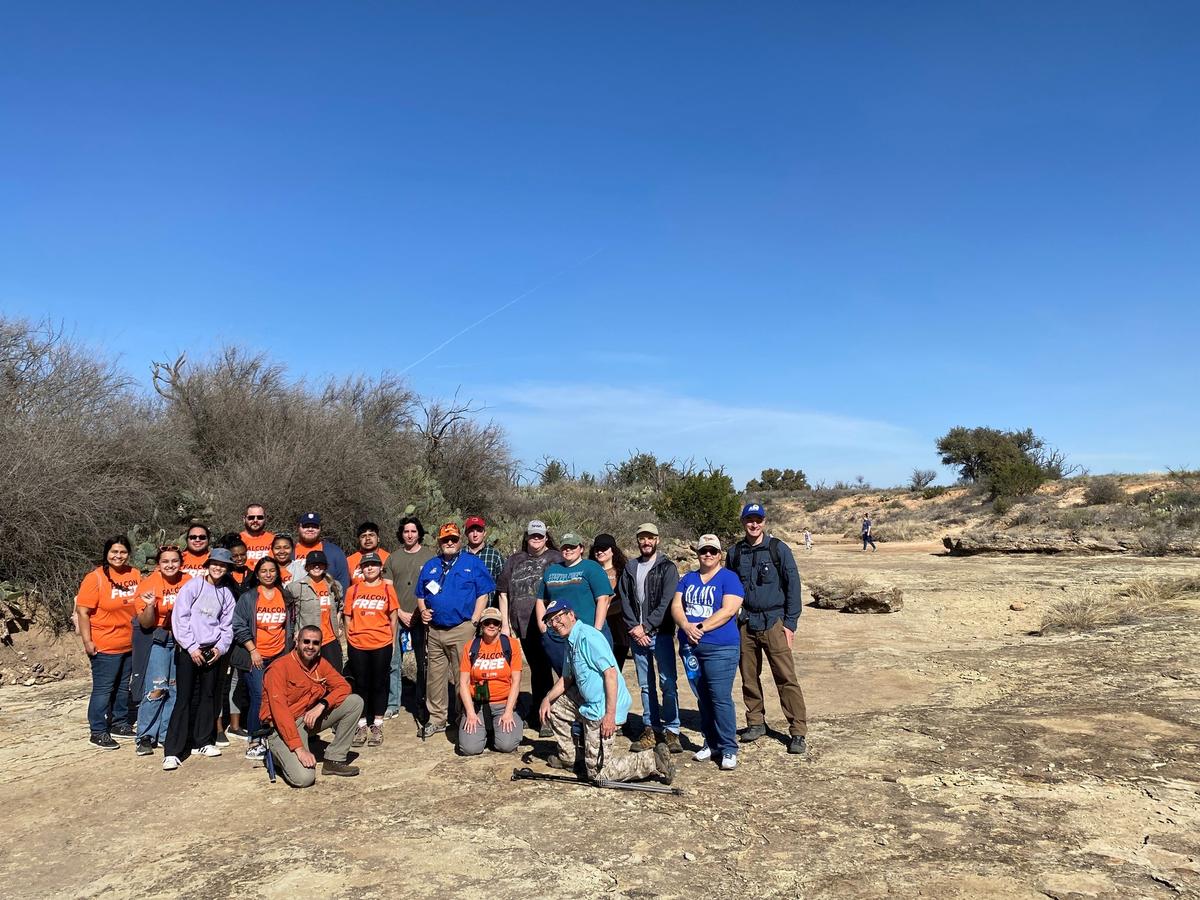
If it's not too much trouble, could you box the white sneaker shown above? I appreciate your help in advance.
[162,756,180,771]
[196,744,221,757]
[245,743,266,761]
[720,753,738,770]
[693,746,712,762]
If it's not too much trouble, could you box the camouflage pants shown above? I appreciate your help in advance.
[548,689,658,783]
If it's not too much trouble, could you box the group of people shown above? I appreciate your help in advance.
[76,501,808,788]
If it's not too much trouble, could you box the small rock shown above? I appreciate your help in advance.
[22,677,36,686]
[1009,601,1026,611]
[683,852,696,861]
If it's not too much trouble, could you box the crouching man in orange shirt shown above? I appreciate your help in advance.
[261,625,364,786]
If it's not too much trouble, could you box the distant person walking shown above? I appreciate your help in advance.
[862,515,877,552]
[803,528,813,552]
[728,503,807,755]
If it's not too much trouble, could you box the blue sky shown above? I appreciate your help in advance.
[3,2,1197,488]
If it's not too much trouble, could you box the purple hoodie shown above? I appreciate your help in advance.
[172,577,235,655]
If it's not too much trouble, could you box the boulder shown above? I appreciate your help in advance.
[942,530,1144,556]
[810,585,903,614]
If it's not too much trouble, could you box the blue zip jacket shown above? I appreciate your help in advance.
[415,551,497,627]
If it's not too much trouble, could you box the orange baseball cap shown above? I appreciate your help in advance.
[437,523,461,541]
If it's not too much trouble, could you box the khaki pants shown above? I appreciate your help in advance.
[267,693,364,788]
[739,620,807,736]
[425,620,475,727]
[548,689,658,783]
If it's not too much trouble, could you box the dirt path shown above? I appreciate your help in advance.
[2,545,1198,898]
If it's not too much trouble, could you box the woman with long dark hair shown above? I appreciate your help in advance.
[76,536,141,749]
[589,533,630,671]
[232,556,296,762]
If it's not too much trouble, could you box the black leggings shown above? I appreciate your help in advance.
[164,649,222,759]
[348,644,392,723]
[321,640,344,673]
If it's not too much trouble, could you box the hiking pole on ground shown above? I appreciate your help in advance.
[511,767,682,795]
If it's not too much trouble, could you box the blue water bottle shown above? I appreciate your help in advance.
[679,640,701,697]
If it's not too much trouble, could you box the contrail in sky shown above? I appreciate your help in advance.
[397,247,604,375]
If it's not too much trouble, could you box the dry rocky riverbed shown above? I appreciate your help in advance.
[1,539,1198,899]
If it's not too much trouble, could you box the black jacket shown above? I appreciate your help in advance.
[618,555,680,636]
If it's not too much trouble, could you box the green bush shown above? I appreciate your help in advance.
[1083,477,1125,506]
[655,467,741,540]
[746,467,810,492]
[921,485,949,500]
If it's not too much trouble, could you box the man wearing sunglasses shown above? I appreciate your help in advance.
[261,625,363,786]
[239,504,275,567]
[414,523,496,739]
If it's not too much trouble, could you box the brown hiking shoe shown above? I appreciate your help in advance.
[653,742,676,785]
[664,731,684,754]
[322,759,360,777]
[630,728,657,753]
[351,725,369,747]
[367,725,384,747]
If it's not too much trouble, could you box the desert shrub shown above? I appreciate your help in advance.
[1041,578,1200,633]
[908,468,937,491]
[886,499,905,510]
[1083,477,1125,506]
[936,425,1073,492]
[655,466,741,540]
[605,451,680,492]
[537,457,570,486]
[746,467,810,492]
[993,496,1013,515]
[985,450,1046,500]
[921,485,949,500]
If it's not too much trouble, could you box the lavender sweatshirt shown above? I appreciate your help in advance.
[172,577,235,655]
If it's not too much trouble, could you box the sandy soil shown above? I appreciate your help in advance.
[2,541,1198,899]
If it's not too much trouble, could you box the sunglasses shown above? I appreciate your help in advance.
[440,537,460,544]
[246,515,265,521]
[561,545,580,551]
[187,535,207,541]
[698,548,721,557]
[298,639,321,646]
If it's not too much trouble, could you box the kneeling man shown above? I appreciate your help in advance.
[539,601,675,785]
[262,624,364,787]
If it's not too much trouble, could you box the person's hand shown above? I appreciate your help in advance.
[303,703,324,730]
[250,649,264,669]
[629,624,645,642]
[683,622,703,645]
[296,748,316,769]
[635,630,653,648]
[398,609,413,628]
[538,697,552,725]
[600,711,616,740]
[498,711,515,732]
[462,712,481,734]
[190,648,205,665]
[784,627,794,649]
[420,607,433,624]
[82,638,97,657]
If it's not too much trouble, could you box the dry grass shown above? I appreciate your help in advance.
[1040,577,1200,633]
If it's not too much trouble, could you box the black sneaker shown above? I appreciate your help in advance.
[135,737,156,756]
[738,723,767,743]
[90,732,119,751]
[109,722,136,741]
[227,726,250,741]
[788,735,808,755]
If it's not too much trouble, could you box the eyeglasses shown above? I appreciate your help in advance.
[298,639,321,646]
[246,515,265,521]
[698,548,721,557]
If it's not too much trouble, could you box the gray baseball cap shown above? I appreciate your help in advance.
[527,519,548,536]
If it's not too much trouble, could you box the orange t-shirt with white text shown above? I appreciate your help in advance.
[459,635,523,704]
[137,571,192,629]
[310,576,336,645]
[344,581,398,651]
[181,550,209,579]
[240,530,276,566]
[76,566,141,653]
[255,587,288,658]
[347,547,391,583]
[293,541,322,565]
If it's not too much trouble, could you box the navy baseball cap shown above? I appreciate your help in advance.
[542,599,574,623]
[298,512,321,526]
[740,503,766,520]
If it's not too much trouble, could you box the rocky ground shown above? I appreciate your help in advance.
[1,539,1197,899]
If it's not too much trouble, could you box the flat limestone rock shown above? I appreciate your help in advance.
[810,586,903,614]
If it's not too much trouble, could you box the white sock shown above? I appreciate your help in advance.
[358,718,367,728]
[372,717,384,727]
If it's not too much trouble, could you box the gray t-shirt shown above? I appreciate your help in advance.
[636,557,654,605]
[383,545,435,614]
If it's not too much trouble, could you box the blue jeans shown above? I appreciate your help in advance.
[388,623,423,715]
[88,651,132,734]
[136,636,177,743]
[242,652,284,735]
[694,641,740,756]
[631,631,680,734]
[128,624,155,719]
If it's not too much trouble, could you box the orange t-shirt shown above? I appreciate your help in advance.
[76,566,141,654]
[293,541,322,565]
[459,635,523,703]
[240,530,276,566]
[255,587,288,658]
[311,576,336,645]
[230,569,247,586]
[136,571,192,629]
[181,550,209,579]
[344,581,398,651]
[347,547,391,583]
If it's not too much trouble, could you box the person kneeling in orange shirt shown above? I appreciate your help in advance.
[260,625,364,787]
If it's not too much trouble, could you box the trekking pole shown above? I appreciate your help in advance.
[511,767,682,795]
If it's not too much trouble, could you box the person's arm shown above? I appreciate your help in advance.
[780,544,801,632]
[702,592,744,633]
[600,667,618,739]
[497,592,511,635]
[594,594,611,631]
[76,606,96,656]
[645,562,680,631]
[671,589,703,646]
[136,595,157,629]
[263,663,304,752]
[539,672,570,723]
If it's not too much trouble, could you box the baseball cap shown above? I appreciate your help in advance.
[464,516,486,530]
[359,552,383,567]
[479,607,503,624]
[305,550,329,569]
[205,548,234,567]
[542,599,573,623]
[438,523,461,541]
[740,503,765,520]
[695,534,722,552]
[635,522,659,536]
[559,532,583,548]
[298,512,321,526]
[527,519,547,536]
[591,533,617,553]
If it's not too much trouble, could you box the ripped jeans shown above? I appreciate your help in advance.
[136,635,177,743]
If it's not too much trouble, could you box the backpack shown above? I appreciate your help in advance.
[469,633,513,666]
[729,537,786,586]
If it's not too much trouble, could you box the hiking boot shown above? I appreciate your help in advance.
[367,725,384,747]
[630,728,657,753]
[352,725,370,747]
[788,735,808,755]
[243,743,265,761]
[322,759,360,777]
[135,737,156,756]
[546,754,575,771]
[653,742,676,786]
[738,723,767,743]
[418,722,446,740]
[664,731,684,754]
[537,722,554,739]
[109,722,136,740]
[90,732,119,751]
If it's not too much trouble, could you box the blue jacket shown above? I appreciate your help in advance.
[415,551,497,627]
[727,535,801,632]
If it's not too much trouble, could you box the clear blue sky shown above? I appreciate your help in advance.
[3,2,1197,487]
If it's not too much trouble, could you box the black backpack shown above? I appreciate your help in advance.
[469,633,513,666]
[729,537,786,585]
